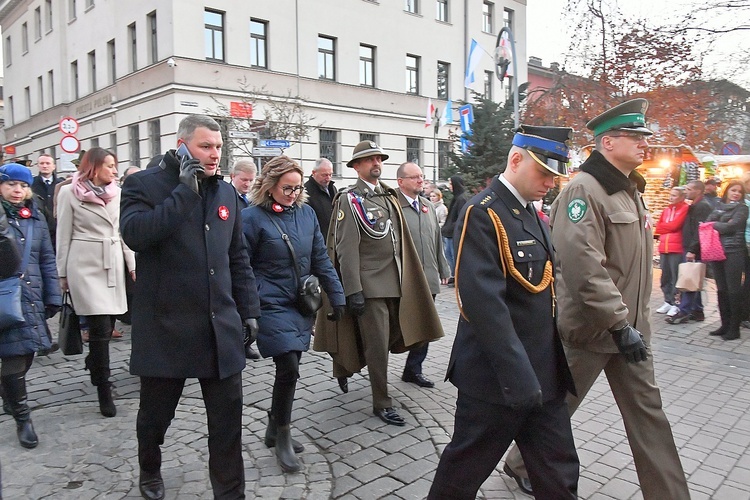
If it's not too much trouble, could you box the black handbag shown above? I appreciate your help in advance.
[59,291,83,355]
[266,214,323,317]
[0,222,34,331]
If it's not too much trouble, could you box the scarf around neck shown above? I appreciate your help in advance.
[72,172,118,206]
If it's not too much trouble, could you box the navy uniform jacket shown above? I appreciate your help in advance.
[120,151,260,379]
[446,176,575,406]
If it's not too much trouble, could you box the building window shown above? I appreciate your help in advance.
[360,132,378,143]
[503,8,513,31]
[88,50,97,92]
[250,19,268,68]
[110,132,117,151]
[149,119,161,159]
[48,70,54,106]
[359,44,375,87]
[484,71,492,100]
[91,137,99,148]
[85,0,94,9]
[318,36,336,80]
[24,86,31,117]
[436,0,448,22]
[34,8,42,40]
[45,0,52,32]
[21,23,28,53]
[319,129,339,174]
[204,10,225,61]
[38,76,44,110]
[406,54,420,95]
[437,61,449,99]
[128,23,137,72]
[406,138,422,165]
[107,39,116,84]
[483,1,493,33]
[129,124,140,165]
[504,76,513,103]
[71,60,79,100]
[8,96,14,124]
[4,36,10,66]
[405,0,419,14]
[147,11,157,64]
[438,140,452,172]
[49,145,57,161]
[69,0,76,21]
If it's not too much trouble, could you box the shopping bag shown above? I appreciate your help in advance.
[698,222,726,262]
[675,262,706,291]
[58,291,83,355]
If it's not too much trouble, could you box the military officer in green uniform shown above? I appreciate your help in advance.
[313,141,443,426]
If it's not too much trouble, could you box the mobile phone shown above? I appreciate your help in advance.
[176,143,192,161]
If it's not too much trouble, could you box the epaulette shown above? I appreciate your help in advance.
[478,191,497,207]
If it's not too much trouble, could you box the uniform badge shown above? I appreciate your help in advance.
[512,208,520,215]
[337,210,345,221]
[567,198,587,223]
[272,203,284,213]
[19,207,32,219]
[517,240,536,247]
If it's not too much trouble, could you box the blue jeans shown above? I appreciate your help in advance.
[443,237,455,277]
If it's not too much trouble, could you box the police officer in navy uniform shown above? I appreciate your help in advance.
[428,126,579,500]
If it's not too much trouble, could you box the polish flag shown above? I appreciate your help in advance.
[425,98,436,128]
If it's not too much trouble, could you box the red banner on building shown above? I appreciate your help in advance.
[230,102,253,118]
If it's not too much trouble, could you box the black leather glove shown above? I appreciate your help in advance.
[346,292,366,317]
[610,323,649,363]
[327,305,347,322]
[243,318,259,346]
[45,305,61,319]
[179,157,203,194]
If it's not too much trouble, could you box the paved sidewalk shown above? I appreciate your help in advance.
[1,273,749,499]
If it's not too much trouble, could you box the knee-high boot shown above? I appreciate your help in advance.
[271,380,302,473]
[85,340,116,417]
[264,410,304,453]
[710,291,730,336]
[1,374,38,448]
[723,293,743,340]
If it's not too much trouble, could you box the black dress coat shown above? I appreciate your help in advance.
[446,177,575,406]
[303,176,336,241]
[120,151,260,379]
[31,174,63,240]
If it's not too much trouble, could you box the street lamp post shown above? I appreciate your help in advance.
[495,26,519,129]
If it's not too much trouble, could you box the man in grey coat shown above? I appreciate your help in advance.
[396,162,449,388]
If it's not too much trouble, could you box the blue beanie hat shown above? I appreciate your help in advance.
[0,163,33,185]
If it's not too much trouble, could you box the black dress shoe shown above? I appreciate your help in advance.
[139,470,165,500]
[373,407,406,426]
[402,372,435,388]
[337,376,348,393]
[245,344,261,360]
[665,311,690,324]
[503,463,533,495]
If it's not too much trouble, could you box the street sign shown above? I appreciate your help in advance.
[252,147,283,157]
[59,117,79,135]
[60,135,81,153]
[248,120,269,132]
[4,145,16,155]
[230,102,253,118]
[260,140,291,148]
[229,130,259,139]
[458,104,474,135]
[721,142,741,155]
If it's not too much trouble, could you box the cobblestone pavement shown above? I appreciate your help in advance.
[1,273,749,499]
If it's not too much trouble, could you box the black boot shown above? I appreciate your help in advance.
[276,424,302,473]
[271,379,302,473]
[1,374,38,449]
[264,411,304,453]
[86,340,116,417]
[710,291,730,336]
[97,383,117,417]
[723,293,743,341]
[0,383,10,415]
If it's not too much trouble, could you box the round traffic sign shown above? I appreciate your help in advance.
[59,116,79,135]
[721,142,741,155]
[60,135,81,153]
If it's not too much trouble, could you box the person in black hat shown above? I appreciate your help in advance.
[704,177,722,209]
[504,99,691,499]
[428,126,579,499]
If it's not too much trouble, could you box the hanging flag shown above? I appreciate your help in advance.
[440,100,454,126]
[425,98,436,128]
[464,39,484,88]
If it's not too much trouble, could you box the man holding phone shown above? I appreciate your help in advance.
[121,114,260,500]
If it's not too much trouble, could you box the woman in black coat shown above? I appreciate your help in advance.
[440,175,470,282]
[242,156,345,473]
[0,163,61,449]
[706,180,749,340]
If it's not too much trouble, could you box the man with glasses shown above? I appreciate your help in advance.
[304,158,337,242]
[314,141,443,426]
[503,100,690,500]
[395,162,450,389]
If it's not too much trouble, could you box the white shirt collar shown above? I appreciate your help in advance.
[499,174,530,207]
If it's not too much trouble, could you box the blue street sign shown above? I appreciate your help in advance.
[721,142,741,155]
[460,137,473,153]
[459,104,474,135]
[260,139,291,148]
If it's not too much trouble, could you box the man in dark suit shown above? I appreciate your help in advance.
[303,158,336,241]
[30,154,63,249]
[121,114,260,500]
[428,126,579,500]
[230,159,257,210]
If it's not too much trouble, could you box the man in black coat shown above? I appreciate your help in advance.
[120,114,260,500]
[30,154,63,249]
[428,126,579,500]
[667,179,714,324]
[303,158,336,241]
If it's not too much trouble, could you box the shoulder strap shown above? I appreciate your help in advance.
[18,221,34,279]
[265,213,302,284]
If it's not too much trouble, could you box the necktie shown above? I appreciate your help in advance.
[46,179,52,186]
[374,185,382,194]
[241,194,249,205]
[526,203,537,217]
[412,200,420,212]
